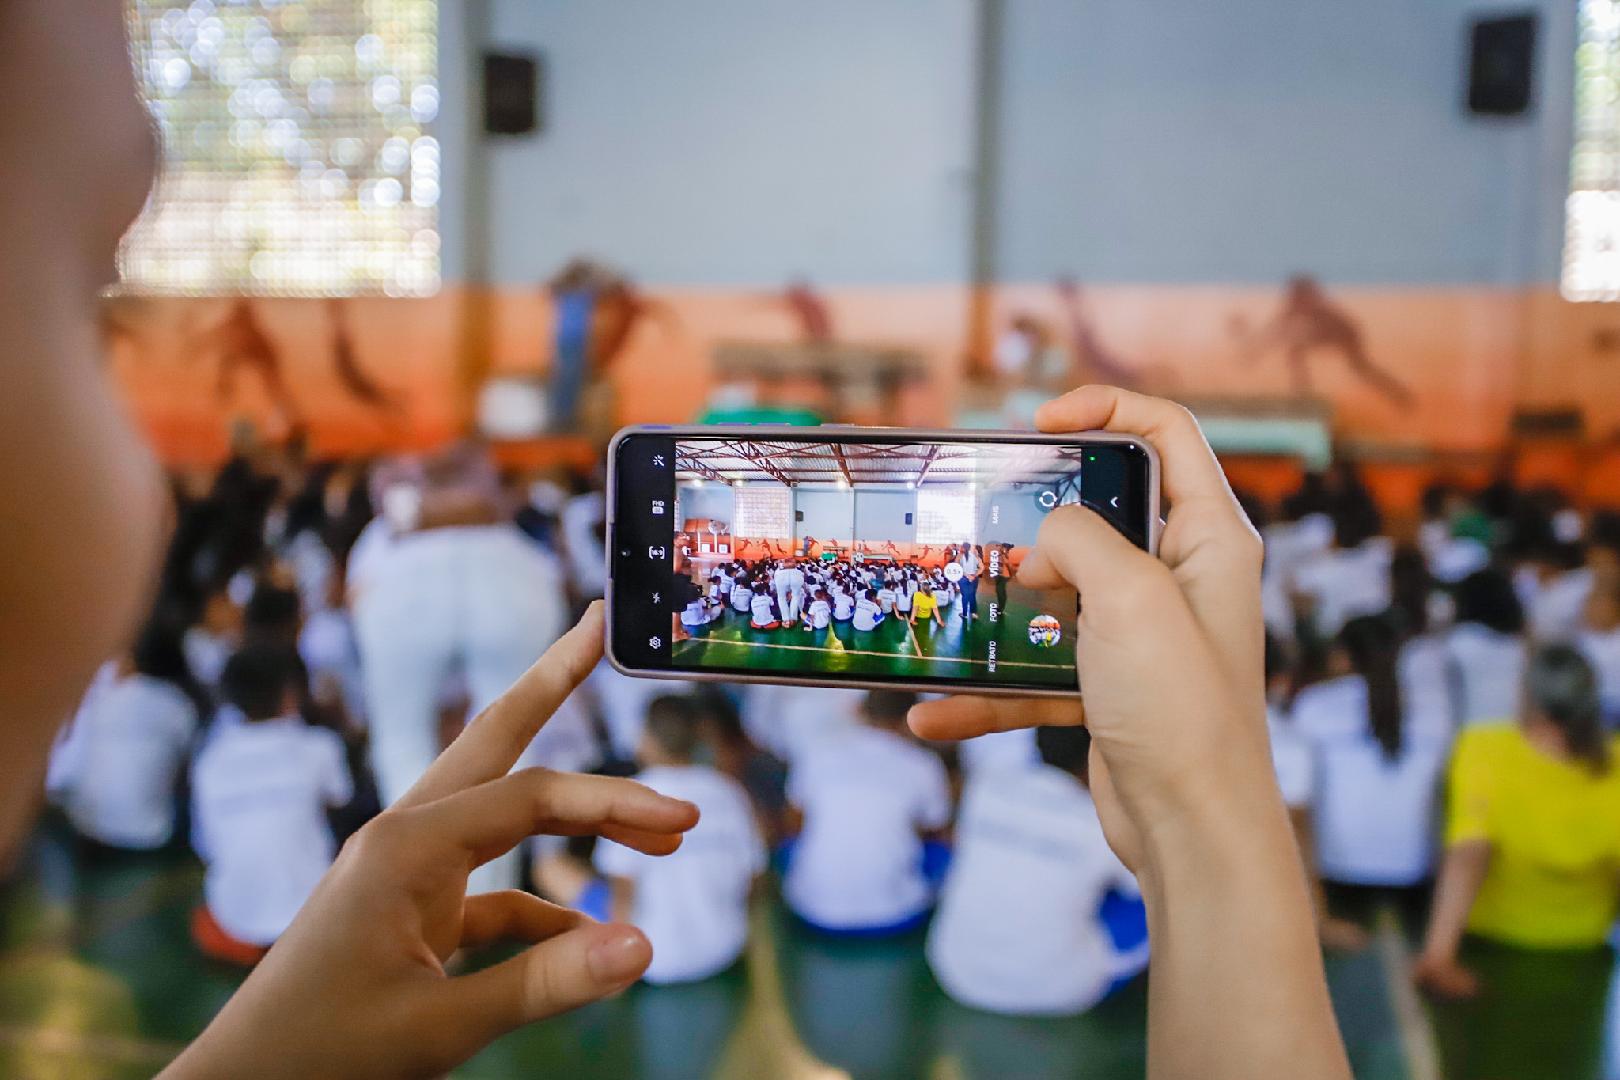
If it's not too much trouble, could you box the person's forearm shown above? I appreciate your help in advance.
[1137,797,1350,1080]
[1420,842,1489,962]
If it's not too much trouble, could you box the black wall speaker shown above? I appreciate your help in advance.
[483,52,540,136]
[1467,14,1537,116]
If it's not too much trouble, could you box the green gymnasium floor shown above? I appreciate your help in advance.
[674,583,1076,688]
[8,818,1582,1080]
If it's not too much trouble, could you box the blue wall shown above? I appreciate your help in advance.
[993,0,1574,286]
[457,1,1576,289]
[484,0,977,286]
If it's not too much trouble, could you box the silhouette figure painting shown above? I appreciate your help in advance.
[1234,275,1414,409]
[188,299,302,431]
[779,277,834,345]
[1055,277,1141,389]
[327,299,403,415]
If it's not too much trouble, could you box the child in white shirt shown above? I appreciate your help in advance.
[191,643,352,957]
[928,726,1146,1015]
[802,590,833,631]
[832,589,855,623]
[64,623,201,851]
[852,590,884,632]
[749,591,781,630]
[784,692,951,934]
[595,695,765,984]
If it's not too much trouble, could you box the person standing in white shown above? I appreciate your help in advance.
[595,696,764,984]
[192,643,352,948]
[63,624,200,850]
[928,726,1146,1015]
[784,691,951,933]
[352,444,568,894]
[775,561,806,626]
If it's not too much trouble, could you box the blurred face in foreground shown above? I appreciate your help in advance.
[0,1,162,860]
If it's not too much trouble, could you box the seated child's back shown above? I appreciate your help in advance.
[784,692,950,932]
[193,643,352,947]
[595,696,764,983]
[927,727,1145,1015]
[65,624,200,850]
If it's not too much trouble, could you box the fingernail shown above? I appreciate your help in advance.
[587,929,648,983]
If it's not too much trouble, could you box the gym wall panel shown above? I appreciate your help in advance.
[795,488,856,543]
[854,490,916,543]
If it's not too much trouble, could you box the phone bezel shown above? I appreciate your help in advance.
[605,424,1162,698]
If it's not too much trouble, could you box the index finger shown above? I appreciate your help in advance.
[1034,385,1241,518]
[398,602,604,810]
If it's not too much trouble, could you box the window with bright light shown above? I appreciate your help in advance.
[1566,0,1620,300]
[915,488,978,546]
[119,0,440,296]
[733,486,792,539]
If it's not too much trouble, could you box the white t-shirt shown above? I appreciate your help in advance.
[192,715,352,945]
[806,598,832,629]
[1444,623,1526,726]
[731,586,753,613]
[750,593,779,627]
[1267,708,1316,810]
[832,593,855,621]
[1524,567,1593,643]
[1291,674,1452,886]
[1290,543,1393,637]
[681,599,711,627]
[785,725,951,929]
[932,587,953,609]
[853,598,883,632]
[595,764,764,985]
[876,587,898,613]
[958,727,1039,777]
[183,628,233,691]
[740,685,863,763]
[64,675,198,850]
[927,766,1142,1016]
[1577,626,1620,720]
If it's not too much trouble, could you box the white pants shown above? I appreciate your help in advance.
[777,584,803,624]
[354,526,568,894]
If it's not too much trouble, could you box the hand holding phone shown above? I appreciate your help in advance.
[910,386,1350,1080]
[606,424,1159,696]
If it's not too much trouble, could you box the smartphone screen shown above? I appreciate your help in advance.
[609,429,1155,695]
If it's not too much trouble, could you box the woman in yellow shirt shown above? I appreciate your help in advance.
[1416,644,1620,1000]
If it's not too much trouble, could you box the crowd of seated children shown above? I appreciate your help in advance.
[1256,459,1620,1047]
[693,556,974,638]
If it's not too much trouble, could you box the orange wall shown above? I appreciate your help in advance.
[104,283,1620,501]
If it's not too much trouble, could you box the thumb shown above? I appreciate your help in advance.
[1019,505,1179,624]
[434,922,651,1056]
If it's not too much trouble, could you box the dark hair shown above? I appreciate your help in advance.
[244,583,301,641]
[1036,725,1091,777]
[1453,569,1525,635]
[863,690,918,728]
[1387,546,1435,637]
[1264,630,1292,686]
[1526,645,1610,775]
[220,642,305,721]
[131,614,212,718]
[1338,616,1404,762]
[644,694,702,760]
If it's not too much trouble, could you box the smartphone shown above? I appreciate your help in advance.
[605,426,1160,697]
